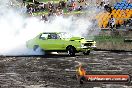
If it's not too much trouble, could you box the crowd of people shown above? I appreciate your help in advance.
[25,0,110,20]
[25,0,90,22]
[24,0,131,30]
[25,0,90,16]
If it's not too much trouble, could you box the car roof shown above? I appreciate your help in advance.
[42,32,66,34]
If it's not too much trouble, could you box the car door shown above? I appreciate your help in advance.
[37,33,51,50]
[46,33,66,50]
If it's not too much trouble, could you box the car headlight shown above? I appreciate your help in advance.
[94,41,96,44]
[81,44,84,47]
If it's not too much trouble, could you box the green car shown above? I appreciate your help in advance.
[26,32,96,56]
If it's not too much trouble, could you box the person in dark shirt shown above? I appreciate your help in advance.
[41,14,48,22]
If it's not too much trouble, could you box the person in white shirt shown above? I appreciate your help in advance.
[109,15,116,30]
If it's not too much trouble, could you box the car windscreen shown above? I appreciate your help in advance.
[39,34,49,40]
[59,33,73,39]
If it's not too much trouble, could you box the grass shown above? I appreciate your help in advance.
[94,35,132,51]
[94,35,124,43]
[26,0,67,3]
[32,9,86,16]
[37,0,59,3]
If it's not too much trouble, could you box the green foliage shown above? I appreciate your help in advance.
[94,35,124,43]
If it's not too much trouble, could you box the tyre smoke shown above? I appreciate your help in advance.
[0,0,100,56]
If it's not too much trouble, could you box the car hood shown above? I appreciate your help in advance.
[70,37,85,41]
[68,37,96,44]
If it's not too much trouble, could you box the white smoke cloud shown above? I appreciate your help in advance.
[0,0,100,56]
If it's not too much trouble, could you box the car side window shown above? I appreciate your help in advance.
[48,34,60,39]
[39,34,48,40]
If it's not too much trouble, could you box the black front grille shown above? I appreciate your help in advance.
[86,40,94,42]
[84,43,92,46]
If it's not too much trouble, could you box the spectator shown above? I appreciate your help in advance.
[100,1,104,7]
[72,1,76,10]
[56,8,60,16]
[48,9,54,17]
[61,0,66,8]
[77,0,87,10]
[103,0,112,13]
[126,19,132,27]
[59,1,62,9]
[109,15,116,31]
[97,1,104,9]
[28,6,34,15]
[41,14,48,22]
[48,2,54,10]
[59,0,66,9]
[34,0,40,4]
[103,0,109,5]
[78,6,83,11]
[26,4,30,13]
[56,6,63,16]
[38,3,45,11]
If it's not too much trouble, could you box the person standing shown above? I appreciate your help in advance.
[103,0,112,13]
[103,0,109,5]
[41,14,48,22]
[109,15,116,31]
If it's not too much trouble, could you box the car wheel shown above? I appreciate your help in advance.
[83,50,90,55]
[67,46,75,56]
[33,45,39,51]
[33,45,42,52]
[33,45,45,55]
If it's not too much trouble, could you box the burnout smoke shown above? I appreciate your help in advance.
[0,0,100,56]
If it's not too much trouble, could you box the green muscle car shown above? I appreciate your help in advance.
[26,32,96,56]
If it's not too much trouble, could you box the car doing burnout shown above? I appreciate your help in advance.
[26,32,96,56]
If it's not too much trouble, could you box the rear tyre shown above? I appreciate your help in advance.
[33,45,39,51]
[33,45,43,52]
[83,50,90,55]
[67,46,75,56]
[33,45,45,55]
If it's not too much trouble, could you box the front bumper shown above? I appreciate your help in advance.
[77,45,96,51]
[81,45,96,49]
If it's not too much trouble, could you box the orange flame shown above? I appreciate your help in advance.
[77,65,86,76]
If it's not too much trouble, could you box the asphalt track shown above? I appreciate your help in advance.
[0,51,132,88]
